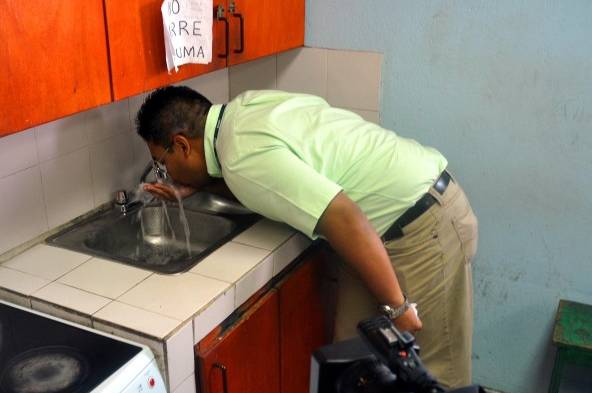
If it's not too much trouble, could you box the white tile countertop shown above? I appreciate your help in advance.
[0,218,312,393]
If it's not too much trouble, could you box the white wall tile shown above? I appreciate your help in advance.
[40,148,94,227]
[229,56,277,99]
[193,286,235,344]
[345,108,380,124]
[3,244,90,281]
[0,288,31,308]
[30,299,93,327]
[277,47,328,98]
[87,100,131,143]
[327,50,382,111]
[0,266,49,295]
[0,167,47,254]
[235,254,273,307]
[118,273,230,321]
[232,219,294,251]
[90,132,136,206]
[129,93,147,129]
[165,321,195,391]
[35,111,90,162]
[131,132,151,184]
[58,258,151,299]
[94,301,180,340]
[32,282,111,316]
[273,233,312,276]
[0,129,39,178]
[190,242,271,282]
[172,374,197,393]
[182,68,230,104]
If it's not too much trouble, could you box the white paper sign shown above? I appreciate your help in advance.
[161,0,212,72]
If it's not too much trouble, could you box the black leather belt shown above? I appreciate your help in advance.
[381,170,452,242]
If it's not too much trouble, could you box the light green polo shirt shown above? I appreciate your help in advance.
[203,90,447,239]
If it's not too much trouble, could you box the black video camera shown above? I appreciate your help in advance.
[310,316,485,393]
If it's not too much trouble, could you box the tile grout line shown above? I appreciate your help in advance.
[35,280,112,304]
[87,142,98,208]
[324,48,329,100]
[0,265,51,294]
[33,127,52,231]
[0,162,41,181]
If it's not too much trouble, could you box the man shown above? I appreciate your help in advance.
[136,86,478,388]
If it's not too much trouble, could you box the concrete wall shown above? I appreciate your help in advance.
[305,1,592,392]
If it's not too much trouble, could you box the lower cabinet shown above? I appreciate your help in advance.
[278,248,329,393]
[195,246,330,393]
[196,289,281,393]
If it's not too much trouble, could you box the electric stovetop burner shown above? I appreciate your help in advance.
[1,345,89,393]
[0,303,142,393]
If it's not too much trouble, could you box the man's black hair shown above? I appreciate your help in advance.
[136,86,212,147]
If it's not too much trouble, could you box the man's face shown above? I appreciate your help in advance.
[146,136,210,188]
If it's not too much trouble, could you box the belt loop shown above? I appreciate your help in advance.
[428,171,448,205]
[427,186,444,206]
[446,170,457,184]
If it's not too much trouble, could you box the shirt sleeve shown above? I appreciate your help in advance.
[222,147,343,239]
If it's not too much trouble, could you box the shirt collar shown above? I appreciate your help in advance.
[204,104,223,177]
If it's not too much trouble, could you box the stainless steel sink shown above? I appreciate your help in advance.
[183,192,253,215]
[46,203,258,274]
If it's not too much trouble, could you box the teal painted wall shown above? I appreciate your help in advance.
[305,2,592,392]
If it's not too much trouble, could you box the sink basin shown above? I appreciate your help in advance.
[183,192,253,215]
[46,203,258,274]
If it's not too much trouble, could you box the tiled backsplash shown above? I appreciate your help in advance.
[0,47,381,256]
[0,68,231,256]
[230,47,382,123]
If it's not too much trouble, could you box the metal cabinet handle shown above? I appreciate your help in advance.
[213,362,229,393]
[232,14,244,53]
[229,1,244,54]
[216,5,229,58]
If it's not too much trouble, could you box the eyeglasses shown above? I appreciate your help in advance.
[152,145,172,181]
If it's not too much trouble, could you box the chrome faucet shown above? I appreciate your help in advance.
[114,190,141,215]
[140,162,153,184]
[140,160,168,184]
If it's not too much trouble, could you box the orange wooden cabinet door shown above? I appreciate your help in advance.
[0,1,111,136]
[277,248,330,393]
[196,290,281,393]
[228,0,304,66]
[104,0,228,100]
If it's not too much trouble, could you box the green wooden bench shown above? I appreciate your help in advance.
[548,299,592,393]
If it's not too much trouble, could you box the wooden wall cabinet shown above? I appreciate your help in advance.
[0,1,112,136]
[104,0,228,101]
[2,0,304,136]
[227,0,304,66]
[196,247,329,393]
[105,0,305,100]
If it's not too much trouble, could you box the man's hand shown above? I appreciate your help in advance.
[393,308,423,333]
[143,183,197,201]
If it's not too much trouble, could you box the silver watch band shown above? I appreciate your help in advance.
[378,295,410,320]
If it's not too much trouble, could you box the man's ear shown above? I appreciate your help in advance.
[172,134,192,157]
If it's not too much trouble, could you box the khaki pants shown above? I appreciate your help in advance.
[332,176,478,389]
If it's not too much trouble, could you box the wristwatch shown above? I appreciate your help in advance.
[378,294,411,320]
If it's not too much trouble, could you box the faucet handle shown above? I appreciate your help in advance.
[115,190,129,205]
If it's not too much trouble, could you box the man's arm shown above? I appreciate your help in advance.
[316,191,422,332]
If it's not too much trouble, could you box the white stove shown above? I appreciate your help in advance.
[0,300,167,393]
